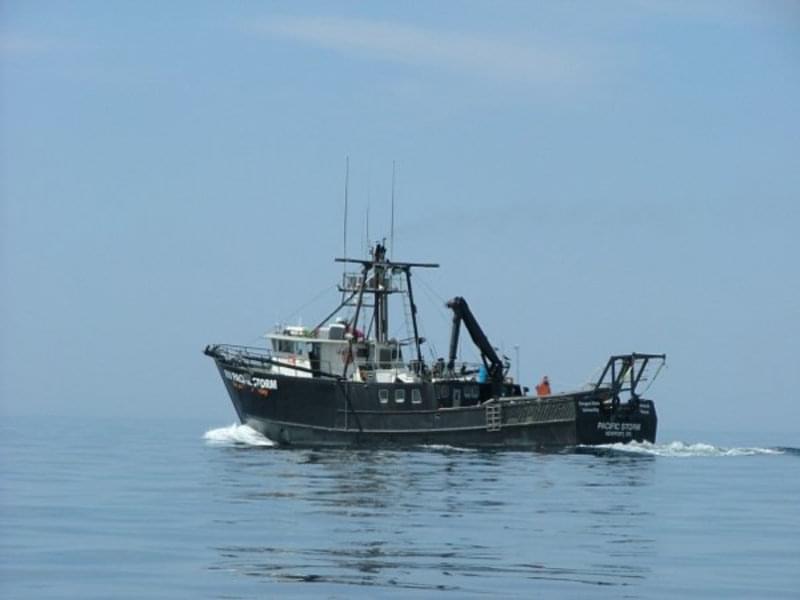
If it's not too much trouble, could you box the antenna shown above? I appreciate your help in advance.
[342,156,349,301]
[365,201,370,250]
[390,160,396,257]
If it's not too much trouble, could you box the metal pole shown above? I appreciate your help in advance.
[390,160,395,256]
[404,268,423,366]
[342,156,349,302]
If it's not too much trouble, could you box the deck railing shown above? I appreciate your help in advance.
[205,344,487,381]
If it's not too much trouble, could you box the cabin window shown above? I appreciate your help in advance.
[453,389,462,408]
[277,339,295,354]
[465,385,479,399]
[379,389,389,404]
[379,348,392,368]
[411,389,422,405]
[395,389,406,404]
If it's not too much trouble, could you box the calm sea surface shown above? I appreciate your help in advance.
[1,417,798,599]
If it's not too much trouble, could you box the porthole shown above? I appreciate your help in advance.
[411,389,422,405]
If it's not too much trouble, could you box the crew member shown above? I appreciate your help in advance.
[536,376,551,396]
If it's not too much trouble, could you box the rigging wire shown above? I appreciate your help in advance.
[641,359,667,394]
[414,273,458,361]
[278,284,338,327]
[415,272,485,364]
[245,333,267,346]
[415,272,451,323]
[406,283,437,360]
[418,319,437,362]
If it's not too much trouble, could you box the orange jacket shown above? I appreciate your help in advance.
[536,378,551,396]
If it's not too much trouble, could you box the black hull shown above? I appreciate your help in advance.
[211,360,657,448]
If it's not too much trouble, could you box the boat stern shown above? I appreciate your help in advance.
[575,396,657,444]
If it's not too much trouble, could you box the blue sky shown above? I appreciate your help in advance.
[1,2,798,439]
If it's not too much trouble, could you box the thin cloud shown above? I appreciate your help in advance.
[248,15,584,86]
[628,0,799,28]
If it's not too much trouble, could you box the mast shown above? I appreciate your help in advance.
[335,254,439,360]
[373,242,388,342]
[343,263,370,378]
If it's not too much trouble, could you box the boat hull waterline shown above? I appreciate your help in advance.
[206,348,658,448]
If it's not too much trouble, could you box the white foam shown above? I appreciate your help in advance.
[203,424,276,447]
[419,444,477,452]
[592,440,783,458]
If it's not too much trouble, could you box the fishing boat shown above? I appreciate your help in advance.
[204,242,665,448]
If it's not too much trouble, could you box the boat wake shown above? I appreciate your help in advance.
[203,424,276,447]
[418,444,478,453]
[588,440,786,458]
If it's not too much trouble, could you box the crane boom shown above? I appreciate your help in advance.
[446,296,504,389]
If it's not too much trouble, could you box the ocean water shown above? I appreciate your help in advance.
[1,417,798,599]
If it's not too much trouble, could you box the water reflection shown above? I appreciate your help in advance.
[208,448,656,596]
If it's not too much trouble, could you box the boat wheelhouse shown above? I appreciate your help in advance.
[205,243,665,447]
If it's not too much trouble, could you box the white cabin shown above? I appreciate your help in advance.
[265,323,420,383]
